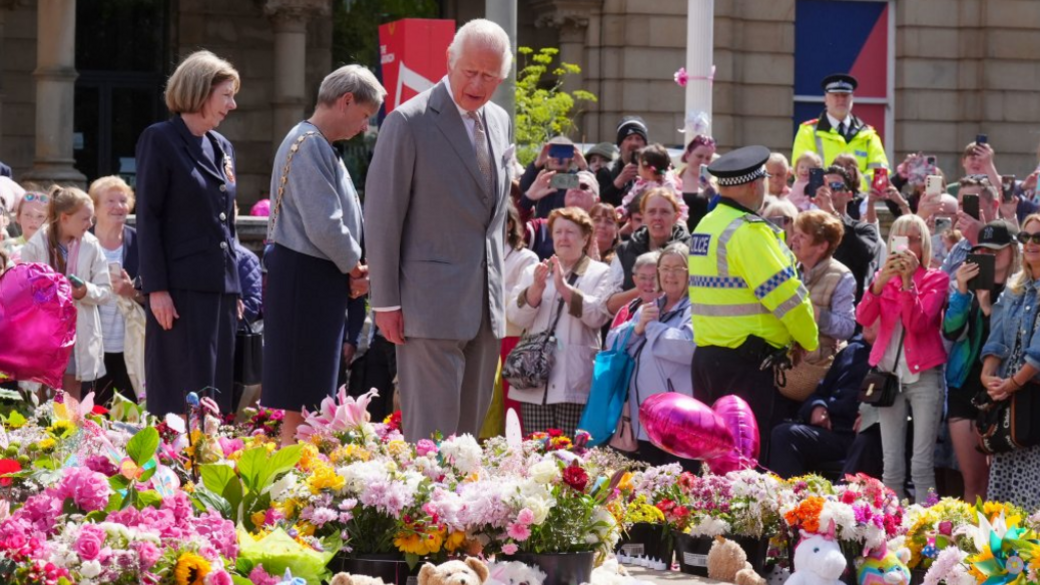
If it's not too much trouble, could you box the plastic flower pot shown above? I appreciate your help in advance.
[615,523,674,565]
[336,554,420,585]
[672,531,712,577]
[731,535,771,576]
[507,551,595,585]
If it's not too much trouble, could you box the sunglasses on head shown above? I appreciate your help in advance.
[1019,232,1040,245]
[24,193,49,204]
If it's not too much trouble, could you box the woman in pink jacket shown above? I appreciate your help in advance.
[856,214,949,501]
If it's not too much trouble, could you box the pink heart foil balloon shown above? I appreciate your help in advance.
[712,394,761,464]
[640,392,735,460]
[0,262,76,387]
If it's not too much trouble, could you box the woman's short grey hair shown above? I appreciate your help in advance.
[658,243,690,267]
[317,65,387,107]
[447,19,512,79]
[633,251,660,273]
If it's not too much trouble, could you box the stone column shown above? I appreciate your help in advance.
[265,0,329,144]
[22,0,85,186]
[485,0,516,125]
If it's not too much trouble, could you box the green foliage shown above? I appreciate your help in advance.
[194,445,303,531]
[515,47,598,167]
[126,427,158,467]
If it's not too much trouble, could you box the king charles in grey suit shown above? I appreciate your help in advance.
[365,19,513,442]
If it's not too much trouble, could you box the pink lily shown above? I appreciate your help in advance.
[297,387,379,441]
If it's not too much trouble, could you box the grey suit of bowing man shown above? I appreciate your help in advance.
[364,79,511,441]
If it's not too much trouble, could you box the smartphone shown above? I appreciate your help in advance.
[962,193,980,220]
[891,236,909,254]
[1001,175,1017,203]
[934,216,953,234]
[871,168,890,192]
[925,175,943,197]
[548,144,573,161]
[68,274,85,288]
[550,172,579,190]
[698,164,710,189]
[108,261,122,277]
[976,134,988,146]
[966,253,996,291]
[806,168,825,198]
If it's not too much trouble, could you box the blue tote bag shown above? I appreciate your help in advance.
[578,326,636,446]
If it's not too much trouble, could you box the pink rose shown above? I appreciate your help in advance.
[75,525,105,561]
[416,439,438,457]
[206,569,233,585]
[134,541,161,570]
[501,543,519,555]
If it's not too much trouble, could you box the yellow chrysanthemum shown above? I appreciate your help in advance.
[332,444,371,463]
[277,498,298,518]
[445,531,467,553]
[183,481,195,493]
[38,438,55,452]
[395,530,445,556]
[295,522,316,538]
[298,442,322,471]
[47,420,75,439]
[251,511,267,529]
[386,440,409,458]
[306,464,345,495]
[173,552,211,585]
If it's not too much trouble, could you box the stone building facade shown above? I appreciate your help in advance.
[3,0,1040,210]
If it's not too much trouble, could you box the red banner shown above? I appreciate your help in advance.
[379,19,456,114]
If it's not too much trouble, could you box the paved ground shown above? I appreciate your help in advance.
[623,565,726,584]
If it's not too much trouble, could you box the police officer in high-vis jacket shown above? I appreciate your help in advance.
[689,145,819,460]
[792,73,888,191]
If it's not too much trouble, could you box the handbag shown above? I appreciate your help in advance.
[502,273,578,391]
[975,383,1040,455]
[579,326,636,446]
[233,318,263,386]
[858,329,905,407]
[609,406,638,452]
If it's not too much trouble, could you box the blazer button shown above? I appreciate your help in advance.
[220,241,228,250]
[219,212,227,221]
[219,184,227,193]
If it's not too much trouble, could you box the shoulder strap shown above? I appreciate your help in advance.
[547,271,580,334]
[268,130,321,242]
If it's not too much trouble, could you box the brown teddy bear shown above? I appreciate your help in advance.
[418,557,490,585]
[329,573,390,585]
[706,536,767,585]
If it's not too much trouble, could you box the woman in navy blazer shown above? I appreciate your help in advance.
[89,176,143,405]
[135,51,242,417]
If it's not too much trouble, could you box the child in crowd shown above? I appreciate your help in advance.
[789,151,824,212]
[621,143,688,222]
[766,152,792,199]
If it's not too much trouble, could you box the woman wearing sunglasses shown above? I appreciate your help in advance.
[2,191,48,261]
[979,214,1040,510]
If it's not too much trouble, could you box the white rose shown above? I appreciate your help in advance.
[80,560,102,579]
[529,461,559,485]
[524,497,552,525]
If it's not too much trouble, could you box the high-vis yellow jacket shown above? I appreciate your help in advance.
[791,113,889,191]
[688,199,819,351]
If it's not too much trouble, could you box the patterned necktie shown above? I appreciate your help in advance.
[468,111,494,194]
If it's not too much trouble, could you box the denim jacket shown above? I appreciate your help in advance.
[981,277,1040,378]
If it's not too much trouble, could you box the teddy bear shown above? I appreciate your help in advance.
[706,536,767,585]
[329,573,390,585]
[418,557,490,585]
[784,532,847,585]
[484,561,547,585]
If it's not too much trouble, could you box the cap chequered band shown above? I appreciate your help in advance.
[716,167,768,187]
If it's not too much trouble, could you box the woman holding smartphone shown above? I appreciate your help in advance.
[856,214,949,501]
[21,186,112,398]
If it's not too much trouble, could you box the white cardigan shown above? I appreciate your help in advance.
[503,246,539,338]
[21,228,113,382]
[506,255,613,405]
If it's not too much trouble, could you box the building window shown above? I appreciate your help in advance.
[793,0,894,161]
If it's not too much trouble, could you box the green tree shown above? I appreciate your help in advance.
[514,47,598,167]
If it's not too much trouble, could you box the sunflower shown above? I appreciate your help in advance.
[173,552,210,585]
[47,419,75,439]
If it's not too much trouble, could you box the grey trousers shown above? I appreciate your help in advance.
[397,303,499,442]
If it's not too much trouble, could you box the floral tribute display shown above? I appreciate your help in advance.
[1,386,1040,585]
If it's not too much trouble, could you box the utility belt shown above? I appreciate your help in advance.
[708,336,792,385]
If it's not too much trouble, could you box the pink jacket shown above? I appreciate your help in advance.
[856,266,949,373]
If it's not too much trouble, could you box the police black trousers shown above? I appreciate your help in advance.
[692,343,778,463]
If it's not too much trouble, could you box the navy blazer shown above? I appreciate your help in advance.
[135,116,240,295]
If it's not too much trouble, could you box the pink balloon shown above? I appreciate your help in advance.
[250,199,271,217]
[640,392,735,460]
[710,395,761,470]
[0,263,76,387]
[706,452,744,475]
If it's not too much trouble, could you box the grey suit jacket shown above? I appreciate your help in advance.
[365,80,511,340]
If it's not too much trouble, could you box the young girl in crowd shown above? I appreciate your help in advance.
[621,143,688,223]
[20,186,112,398]
[789,151,824,212]
[2,191,49,261]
